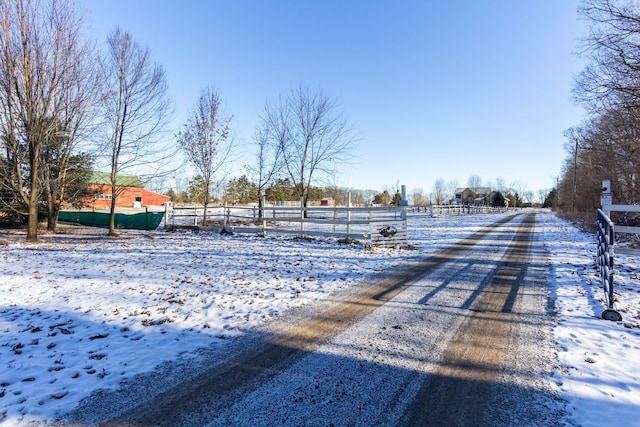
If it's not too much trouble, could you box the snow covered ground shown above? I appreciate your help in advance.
[0,209,638,426]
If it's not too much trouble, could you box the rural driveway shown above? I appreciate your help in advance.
[66,212,565,426]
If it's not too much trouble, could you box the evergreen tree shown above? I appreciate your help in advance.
[391,191,402,205]
[373,190,391,205]
[543,188,557,208]
[491,191,505,208]
[266,178,296,203]
[225,175,258,204]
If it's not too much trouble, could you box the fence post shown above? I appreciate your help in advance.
[300,196,305,237]
[597,209,622,321]
[346,191,351,239]
[223,202,230,231]
[261,195,267,236]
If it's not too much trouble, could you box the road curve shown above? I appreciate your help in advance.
[66,212,564,426]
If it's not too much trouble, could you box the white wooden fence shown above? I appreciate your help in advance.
[408,204,507,216]
[164,200,408,248]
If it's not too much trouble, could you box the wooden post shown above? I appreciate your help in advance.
[223,202,228,229]
[346,191,351,238]
[333,201,337,234]
[261,195,267,236]
[300,197,305,237]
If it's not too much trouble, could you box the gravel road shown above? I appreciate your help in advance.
[62,212,566,426]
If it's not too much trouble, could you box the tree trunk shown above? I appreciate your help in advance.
[202,200,208,226]
[47,195,58,231]
[109,181,117,236]
[202,182,210,226]
[26,145,40,242]
[45,175,60,232]
[27,199,39,241]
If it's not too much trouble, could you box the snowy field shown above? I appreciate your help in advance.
[0,209,638,426]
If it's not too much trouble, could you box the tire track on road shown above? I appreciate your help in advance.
[398,212,537,426]
[101,214,525,426]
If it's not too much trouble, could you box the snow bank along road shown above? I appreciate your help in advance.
[61,212,562,426]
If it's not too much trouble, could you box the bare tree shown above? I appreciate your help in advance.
[446,180,459,203]
[177,87,233,225]
[41,34,101,231]
[467,174,483,201]
[411,187,428,206]
[494,177,507,194]
[431,179,447,204]
[510,180,530,207]
[100,27,173,236]
[560,108,640,211]
[561,0,640,215]
[259,85,355,211]
[249,126,282,216]
[575,0,640,113]
[536,188,548,204]
[348,189,368,206]
[0,0,95,241]
[356,189,377,206]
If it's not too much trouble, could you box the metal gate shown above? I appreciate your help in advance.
[596,209,622,321]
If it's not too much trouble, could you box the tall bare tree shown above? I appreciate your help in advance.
[494,177,507,194]
[259,85,355,211]
[411,188,428,206]
[431,179,447,204]
[445,180,459,203]
[467,174,483,202]
[250,115,283,216]
[41,29,101,231]
[177,87,232,225]
[559,0,640,215]
[575,0,640,114]
[101,27,172,236]
[0,0,95,241]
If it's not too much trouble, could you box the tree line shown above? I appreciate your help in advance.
[414,175,535,208]
[166,172,533,209]
[166,175,386,209]
[0,0,356,240]
[558,0,640,220]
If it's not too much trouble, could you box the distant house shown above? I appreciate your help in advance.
[453,187,493,205]
[87,172,170,208]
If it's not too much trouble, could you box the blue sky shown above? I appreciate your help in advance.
[82,1,586,197]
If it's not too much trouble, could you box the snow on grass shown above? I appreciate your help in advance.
[542,212,640,426]
[0,229,410,423]
[0,210,639,426]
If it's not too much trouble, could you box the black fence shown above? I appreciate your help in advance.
[596,209,622,321]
